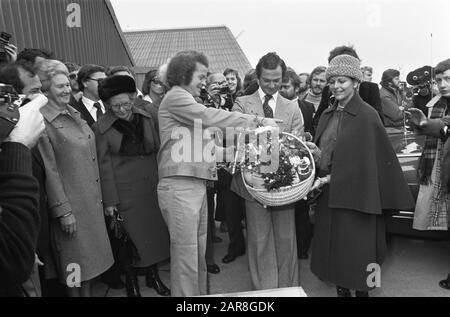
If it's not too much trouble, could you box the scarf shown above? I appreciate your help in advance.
[112,114,156,156]
[418,99,449,184]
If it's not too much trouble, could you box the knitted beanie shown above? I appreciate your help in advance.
[325,54,363,82]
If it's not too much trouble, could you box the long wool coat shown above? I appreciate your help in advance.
[38,104,114,283]
[311,93,414,291]
[93,107,169,267]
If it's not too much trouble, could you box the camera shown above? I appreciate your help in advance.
[406,65,435,115]
[218,85,230,95]
[0,31,12,64]
[0,83,20,141]
[406,65,433,97]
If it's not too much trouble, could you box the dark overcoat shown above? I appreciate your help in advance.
[311,93,414,291]
[313,82,384,128]
[93,107,169,267]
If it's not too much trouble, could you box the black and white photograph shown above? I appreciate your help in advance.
[1,0,450,300]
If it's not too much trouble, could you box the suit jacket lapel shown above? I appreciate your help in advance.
[73,99,95,127]
[249,91,264,117]
[274,95,285,119]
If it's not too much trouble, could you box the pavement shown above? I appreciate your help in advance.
[93,223,450,297]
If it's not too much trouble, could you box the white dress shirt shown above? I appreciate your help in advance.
[143,95,153,103]
[258,88,279,115]
[81,96,105,122]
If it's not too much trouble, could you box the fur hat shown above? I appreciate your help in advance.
[326,54,363,82]
[98,75,136,101]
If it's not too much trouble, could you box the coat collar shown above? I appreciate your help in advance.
[41,103,81,122]
[95,105,152,134]
[314,92,362,142]
[340,92,362,117]
[246,90,288,117]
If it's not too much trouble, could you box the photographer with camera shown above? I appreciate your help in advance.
[0,84,47,296]
[201,72,231,275]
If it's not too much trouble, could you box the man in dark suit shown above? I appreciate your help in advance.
[313,46,384,128]
[279,68,315,259]
[72,64,106,127]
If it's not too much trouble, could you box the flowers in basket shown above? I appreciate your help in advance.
[235,126,313,192]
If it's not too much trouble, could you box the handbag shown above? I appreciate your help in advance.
[107,210,141,265]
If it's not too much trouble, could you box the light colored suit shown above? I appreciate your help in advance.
[157,86,258,296]
[231,91,303,290]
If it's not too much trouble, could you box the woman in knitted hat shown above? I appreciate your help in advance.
[92,75,170,297]
[309,55,414,297]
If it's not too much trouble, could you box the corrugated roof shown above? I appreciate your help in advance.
[124,26,252,77]
[0,0,134,66]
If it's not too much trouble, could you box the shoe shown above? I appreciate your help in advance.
[355,291,369,297]
[146,266,171,296]
[336,286,351,297]
[298,252,309,260]
[222,251,245,264]
[125,267,141,297]
[219,222,228,232]
[213,236,223,243]
[207,264,220,274]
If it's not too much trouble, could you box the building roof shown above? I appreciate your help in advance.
[0,0,134,67]
[124,26,252,77]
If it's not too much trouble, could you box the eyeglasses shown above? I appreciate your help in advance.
[151,77,164,86]
[87,77,104,83]
[68,73,77,80]
[110,101,133,111]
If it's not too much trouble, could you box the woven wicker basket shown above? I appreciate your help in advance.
[242,132,315,207]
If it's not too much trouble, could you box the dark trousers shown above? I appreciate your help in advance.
[206,188,216,265]
[219,186,245,256]
[295,199,313,255]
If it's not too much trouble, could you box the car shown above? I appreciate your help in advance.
[386,126,450,239]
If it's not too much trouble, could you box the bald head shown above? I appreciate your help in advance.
[207,73,226,86]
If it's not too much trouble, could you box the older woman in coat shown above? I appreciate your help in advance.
[309,55,414,297]
[93,76,170,297]
[38,70,114,297]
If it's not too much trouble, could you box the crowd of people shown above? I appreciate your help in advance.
[1,40,450,297]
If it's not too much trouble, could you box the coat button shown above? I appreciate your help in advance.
[92,156,96,161]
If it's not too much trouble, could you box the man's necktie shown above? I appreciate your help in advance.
[93,102,103,120]
[262,94,274,118]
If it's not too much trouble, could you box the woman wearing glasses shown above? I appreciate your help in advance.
[38,68,114,297]
[142,68,166,110]
[93,76,170,297]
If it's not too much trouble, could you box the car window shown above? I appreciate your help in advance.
[386,127,425,157]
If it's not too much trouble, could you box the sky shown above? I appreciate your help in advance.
[110,0,450,84]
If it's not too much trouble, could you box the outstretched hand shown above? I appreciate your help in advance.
[404,108,427,127]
